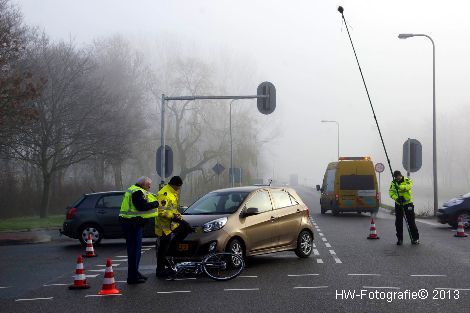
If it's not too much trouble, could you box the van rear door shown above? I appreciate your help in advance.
[339,175,376,208]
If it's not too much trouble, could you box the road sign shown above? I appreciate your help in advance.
[229,167,242,184]
[156,145,173,178]
[257,81,276,115]
[375,163,385,173]
[402,139,422,173]
[212,163,225,176]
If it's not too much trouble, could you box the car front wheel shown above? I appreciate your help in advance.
[295,230,313,258]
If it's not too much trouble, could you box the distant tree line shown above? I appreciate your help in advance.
[0,0,274,218]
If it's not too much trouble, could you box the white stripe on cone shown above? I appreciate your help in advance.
[74,274,86,281]
[103,278,115,285]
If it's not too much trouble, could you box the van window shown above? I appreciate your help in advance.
[326,169,336,192]
[271,190,297,209]
[340,175,374,190]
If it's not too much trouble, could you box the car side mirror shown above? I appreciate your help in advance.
[316,185,321,192]
[241,207,259,217]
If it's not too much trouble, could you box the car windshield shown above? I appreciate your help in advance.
[184,191,249,215]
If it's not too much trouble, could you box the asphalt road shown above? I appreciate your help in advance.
[1,186,469,313]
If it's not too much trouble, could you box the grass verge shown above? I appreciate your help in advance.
[0,215,63,232]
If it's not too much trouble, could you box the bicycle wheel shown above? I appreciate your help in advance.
[202,253,244,281]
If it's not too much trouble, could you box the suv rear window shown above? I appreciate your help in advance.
[340,175,374,190]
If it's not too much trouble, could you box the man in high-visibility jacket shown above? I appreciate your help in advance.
[119,176,159,284]
[389,170,420,245]
[155,176,192,277]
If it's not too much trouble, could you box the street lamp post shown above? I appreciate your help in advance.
[321,120,340,160]
[398,33,438,216]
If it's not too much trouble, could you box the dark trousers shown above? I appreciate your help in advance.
[395,203,419,241]
[120,217,144,280]
[156,220,192,272]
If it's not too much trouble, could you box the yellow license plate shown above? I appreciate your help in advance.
[178,244,189,251]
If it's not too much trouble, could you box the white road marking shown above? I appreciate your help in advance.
[334,258,342,264]
[410,274,447,277]
[15,297,53,302]
[112,259,127,262]
[43,283,68,287]
[313,249,320,256]
[239,275,258,278]
[115,255,127,258]
[85,274,100,278]
[165,278,197,281]
[348,274,381,276]
[435,288,470,291]
[319,233,324,237]
[115,281,127,283]
[142,245,154,248]
[89,269,106,272]
[96,264,120,267]
[415,219,443,227]
[0,286,11,289]
[288,274,319,277]
[321,238,327,242]
[157,291,191,294]
[329,250,336,255]
[363,286,400,290]
[224,288,259,291]
[316,259,324,264]
[294,286,328,289]
[85,294,122,297]
[325,243,331,248]
[312,243,316,248]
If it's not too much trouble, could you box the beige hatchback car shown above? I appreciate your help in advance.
[171,186,314,260]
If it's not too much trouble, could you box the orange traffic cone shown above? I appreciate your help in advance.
[83,234,97,258]
[367,217,380,239]
[454,216,468,237]
[98,258,120,295]
[69,255,90,289]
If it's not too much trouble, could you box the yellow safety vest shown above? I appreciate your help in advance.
[119,185,159,219]
[155,184,181,236]
[389,177,413,205]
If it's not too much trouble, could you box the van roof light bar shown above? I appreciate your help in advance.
[338,157,371,161]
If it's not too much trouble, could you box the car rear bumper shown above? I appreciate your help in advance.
[437,210,450,224]
[60,221,78,239]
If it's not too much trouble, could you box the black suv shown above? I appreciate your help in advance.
[60,191,156,245]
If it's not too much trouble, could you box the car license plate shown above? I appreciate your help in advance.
[178,244,189,251]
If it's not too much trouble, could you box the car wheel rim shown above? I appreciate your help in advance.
[459,213,470,228]
[230,242,243,266]
[82,227,99,243]
[300,233,312,255]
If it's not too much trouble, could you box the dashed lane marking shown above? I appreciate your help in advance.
[313,249,319,256]
[293,286,328,289]
[165,278,197,281]
[112,259,128,262]
[363,286,400,290]
[239,276,258,278]
[15,297,53,302]
[224,288,260,291]
[96,264,120,267]
[43,283,68,287]
[321,238,327,242]
[410,275,447,277]
[348,274,381,276]
[157,291,191,294]
[115,255,128,258]
[85,274,100,278]
[85,294,122,297]
[89,269,106,272]
[317,229,322,232]
[316,259,324,264]
[325,243,331,248]
[329,250,342,263]
[329,249,336,255]
[0,286,11,289]
[142,245,155,248]
[312,243,316,248]
[288,274,319,277]
[319,233,324,237]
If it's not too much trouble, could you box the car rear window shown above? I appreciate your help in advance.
[97,194,124,208]
[340,175,374,190]
[271,190,299,209]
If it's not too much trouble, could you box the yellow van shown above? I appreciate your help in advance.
[316,157,379,215]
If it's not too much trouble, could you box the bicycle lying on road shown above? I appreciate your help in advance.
[166,252,245,281]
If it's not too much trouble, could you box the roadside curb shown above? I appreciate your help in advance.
[0,229,61,246]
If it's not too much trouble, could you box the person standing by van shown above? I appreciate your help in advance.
[389,171,419,245]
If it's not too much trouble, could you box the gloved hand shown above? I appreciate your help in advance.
[397,196,405,204]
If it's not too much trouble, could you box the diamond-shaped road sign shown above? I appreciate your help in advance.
[212,163,225,176]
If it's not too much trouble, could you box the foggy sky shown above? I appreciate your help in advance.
[15,0,470,208]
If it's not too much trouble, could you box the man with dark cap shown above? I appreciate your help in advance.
[389,170,419,245]
[155,176,192,277]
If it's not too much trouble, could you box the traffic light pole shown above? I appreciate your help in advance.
[159,93,269,188]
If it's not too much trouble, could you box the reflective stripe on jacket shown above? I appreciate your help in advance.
[119,185,158,219]
[389,177,413,205]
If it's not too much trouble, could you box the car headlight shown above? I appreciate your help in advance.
[203,217,227,233]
